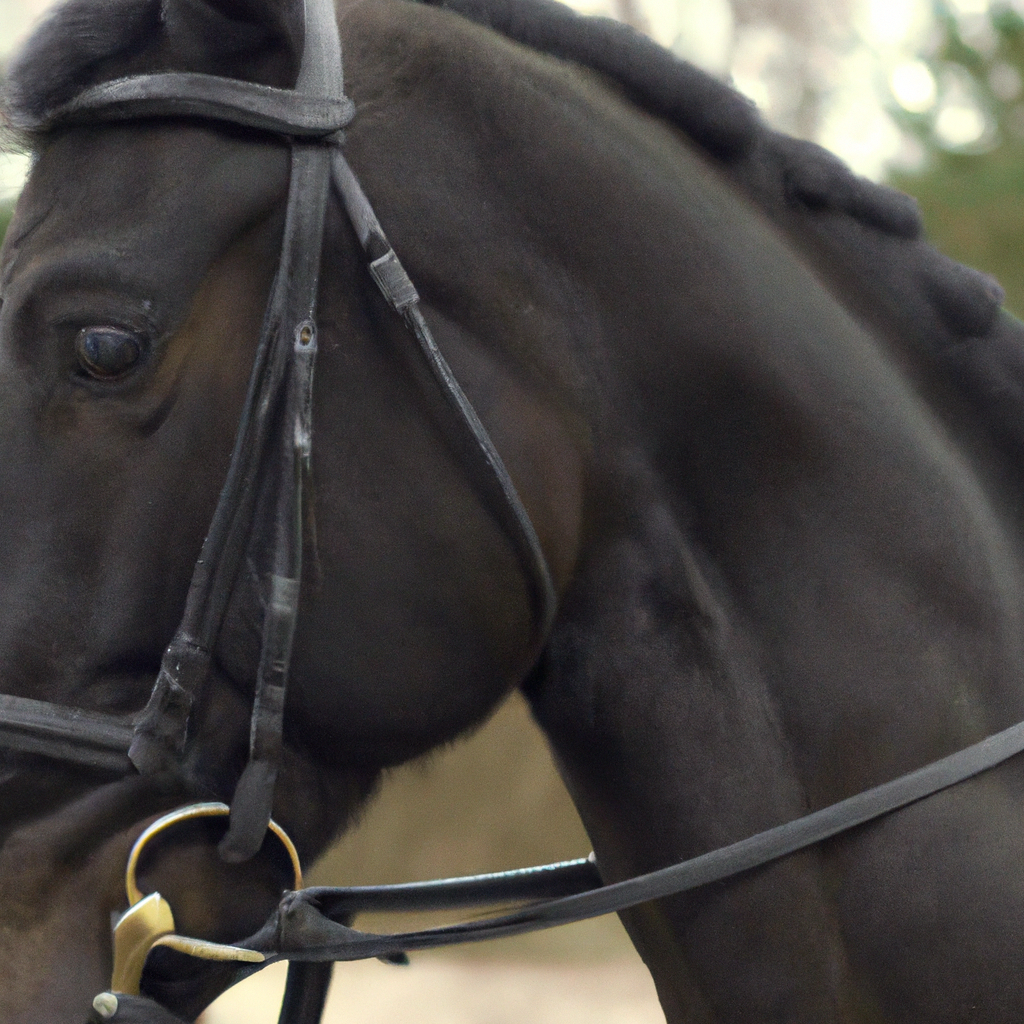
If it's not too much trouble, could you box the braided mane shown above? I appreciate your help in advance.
[424,0,1024,464]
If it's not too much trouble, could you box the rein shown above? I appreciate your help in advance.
[1,0,1024,1022]
[84,716,1024,1023]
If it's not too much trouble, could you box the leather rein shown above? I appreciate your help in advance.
[2,0,1024,1021]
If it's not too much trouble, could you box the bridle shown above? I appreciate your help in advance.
[2,1,1024,1022]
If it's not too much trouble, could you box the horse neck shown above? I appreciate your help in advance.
[340,1,1024,785]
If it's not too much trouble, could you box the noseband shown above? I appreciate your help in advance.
[4,1,1024,1022]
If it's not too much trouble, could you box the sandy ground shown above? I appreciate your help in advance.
[200,958,665,1024]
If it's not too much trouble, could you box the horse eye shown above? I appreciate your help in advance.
[75,327,143,380]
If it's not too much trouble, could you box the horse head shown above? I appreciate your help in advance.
[8,0,1024,1020]
[0,0,583,1016]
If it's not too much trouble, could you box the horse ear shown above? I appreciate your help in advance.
[161,0,307,83]
[6,0,311,125]
[6,0,161,124]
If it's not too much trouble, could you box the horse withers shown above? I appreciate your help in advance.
[3,0,1024,1020]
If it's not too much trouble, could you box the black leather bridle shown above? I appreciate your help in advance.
[4,1,1024,1022]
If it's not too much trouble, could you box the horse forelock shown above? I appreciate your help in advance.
[4,0,161,130]
[3,0,1006,353]
[2,0,302,139]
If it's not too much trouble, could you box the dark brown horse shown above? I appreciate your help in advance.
[4,0,1024,1020]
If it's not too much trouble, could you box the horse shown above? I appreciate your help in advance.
[4,0,1024,1019]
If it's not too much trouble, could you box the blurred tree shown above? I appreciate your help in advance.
[729,0,857,140]
[887,2,1024,315]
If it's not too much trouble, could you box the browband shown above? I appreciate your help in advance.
[27,73,354,137]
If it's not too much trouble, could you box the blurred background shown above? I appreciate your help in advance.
[1,0,1022,1019]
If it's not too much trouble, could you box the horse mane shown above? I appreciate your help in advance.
[6,0,1024,459]
[424,0,1024,465]
[422,0,922,232]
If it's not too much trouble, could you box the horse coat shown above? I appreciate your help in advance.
[2,0,1024,1020]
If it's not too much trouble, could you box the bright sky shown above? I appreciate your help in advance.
[0,0,1015,197]
[0,0,46,199]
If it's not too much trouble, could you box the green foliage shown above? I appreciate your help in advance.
[890,2,1024,155]
[892,144,1024,316]
[0,202,12,246]
[888,2,1024,317]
